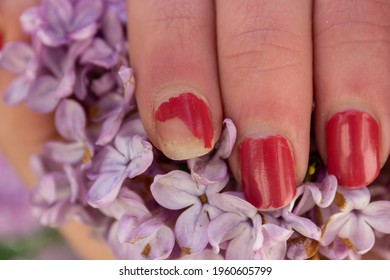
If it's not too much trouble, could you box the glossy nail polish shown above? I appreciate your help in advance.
[155,92,214,159]
[239,134,296,210]
[0,28,3,50]
[326,110,380,188]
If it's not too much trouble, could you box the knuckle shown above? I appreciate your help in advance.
[221,0,306,77]
[315,0,390,48]
[225,26,303,76]
[150,0,206,34]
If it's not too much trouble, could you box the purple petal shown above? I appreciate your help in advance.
[216,118,237,159]
[34,173,68,205]
[318,237,350,260]
[55,70,76,98]
[71,0,103,36]
[118,66,135,103]
[102,8,124,50]
[146,225,175,259]
[90,93,123,122]
[55,99,87,141]
[20,7,42,34]
[100,189,147,219]
[205,176,229,196]
[116,117,147,139]
[41,46,66,77]
[26,75,61,113]
[87,146,127,179]
[208,212,248,254]
[40,200,72,227]
[87,170,128,208]
[338,213,375,254]
[175,204,209,254]
[151,171,202,210]
[225,225,257,260]
[362,201,390,234]
[74,65,91,100]
[95,111,124,145]
[208,192,257,217]
[122,136,154,178]
[80,38,118,68]
[118,214,163,244]
[38,0,73,46]
[43,141,85,164]
[63,164,86,204]
[336,187,371,211]
[259,224,293,259]
[130,225,175,260]
[0,42,35,73]
[187,119,236,184]
[90,72,117,96]
[3,76,31,105]
[188,156,228,184]
[179,248,224,260]
[282,209,321,240]
[308,174,338,208]
[42,0,72,32]
[321,212,349,246]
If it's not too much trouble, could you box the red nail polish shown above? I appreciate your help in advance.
[0,29,3,50]
[326,110,380,188]
[155,92,214,148]
[239,135,296,210]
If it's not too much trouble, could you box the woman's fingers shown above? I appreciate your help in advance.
[314,0,390,188]
[127,0,222,160]
[216,0,313,209]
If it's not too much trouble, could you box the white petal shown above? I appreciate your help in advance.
[151,171,202,210]
[175,204,209,254]
[208,212,247,254]
[339,213,375,254]
[362,201,390,234]
[87,171,127,208]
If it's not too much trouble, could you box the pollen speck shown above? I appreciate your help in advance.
[141,243,151,258]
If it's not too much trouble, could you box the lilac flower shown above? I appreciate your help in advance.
[21,0,103,47]
[188,119,236,184]
[31,163,102,227]
[87,118,153,208]
[0,42,37,105]
[280,174,338,242]
[321,187,390,254]
[151,170,229,254]
[43,99,94,167]
[104,188,175,259]
[92,66,136,145]
[208,193,293,259]
[0,155,39,238]
[0,39,90,112]
[80,38,119,69]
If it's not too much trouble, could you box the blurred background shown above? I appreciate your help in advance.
[0,153,77,260]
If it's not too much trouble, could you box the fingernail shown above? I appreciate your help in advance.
[0,27,3,50]
[326,110,380,188]
[239,134,296,210]
[154,92,214,160]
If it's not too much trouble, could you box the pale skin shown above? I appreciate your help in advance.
[1,0,390,259]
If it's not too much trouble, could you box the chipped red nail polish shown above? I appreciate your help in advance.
[239,134,296,210]
[155,92,214,148]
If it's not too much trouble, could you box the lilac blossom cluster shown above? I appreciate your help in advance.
[1,0,390,260]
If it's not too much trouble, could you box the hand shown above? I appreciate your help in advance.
[128,0,390,209]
